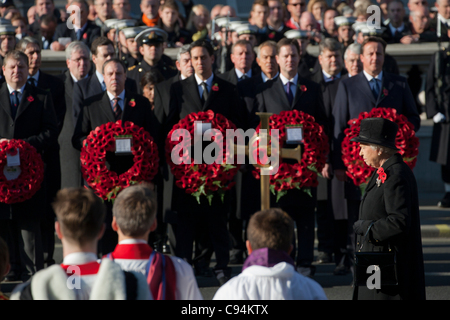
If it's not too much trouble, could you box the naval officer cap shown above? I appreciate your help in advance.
[359,25,386,37]
[122,26,148,39]
[135,27,168,46]
[235,23,258,36]
[215,16,242,28]
[0,0,13,7]
[0,24,16,36]
[352,21,367,33]
[115,19,138,30]
[284,29,309,39]
[334,16,356,27]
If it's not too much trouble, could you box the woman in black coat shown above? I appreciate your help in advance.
[351,118,426,300]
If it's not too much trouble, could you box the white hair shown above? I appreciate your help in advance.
[369,144,397,156]
[344,43,361,60]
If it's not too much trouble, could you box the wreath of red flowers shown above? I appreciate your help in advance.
[341,107,419,188]
[252,110,329,201]
[165,110,239,205]
[0,139,44,204]
[80,120,159,201]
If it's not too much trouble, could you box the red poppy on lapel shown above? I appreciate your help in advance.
[376,167,387,187]
[212,83,219,91]
[27,96,34,102]
[83,32,87,39]
[382,88,388,97]
[299,85,307,92]
[128,99,136,107]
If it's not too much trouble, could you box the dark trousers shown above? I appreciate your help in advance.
[334,199,359,267]
[174,203,230,272]
[316,199,335,254]
[442,165,450,183]
[275,188,317,267]
[0,218,44,280]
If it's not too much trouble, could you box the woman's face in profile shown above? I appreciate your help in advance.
[143,83,155,107]
[359,143,380,168]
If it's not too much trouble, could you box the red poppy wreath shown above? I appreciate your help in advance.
[341,107,419,190]
[0,139,44,204]
[252,110,329,202]
[165,110,240,205]
[80,120,159,201]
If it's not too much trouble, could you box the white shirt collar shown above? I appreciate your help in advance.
[389,22,404,34]
[279,72,298,86]
[63,252,98,265]
[106,89,125,101]
[261,71,279,83]
[7,82,26,94]
[194,72,214,87]
[438,13,450,26]
[363,70,383,82]
[74,22,88,33]
[118,239,148,245]
[96,70,104,86]
[235,68,252,80]
[28,70,40,82]
[70,72,88,83]
[322,70,340,82]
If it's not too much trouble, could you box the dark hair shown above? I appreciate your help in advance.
[276,37,300,56]
[189,39,214,56]
[52,188,106,246]
[91,36,114,56]
[247,208,294,252]
[140,68,163,90]
[102,57,126,74]
[40,13,58,25]
[361,36,386,55]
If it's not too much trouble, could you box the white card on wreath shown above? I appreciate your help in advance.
[286,127,303,144]
[3,166,21,180]
[115,138,132,154]
[196,122,212,136]
[6,149,20,167]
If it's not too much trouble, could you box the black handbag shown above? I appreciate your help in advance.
[354,222,398,287]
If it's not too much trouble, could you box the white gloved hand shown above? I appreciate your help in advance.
[433,112,446,123]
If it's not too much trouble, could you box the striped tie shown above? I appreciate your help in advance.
[112,97,122,120]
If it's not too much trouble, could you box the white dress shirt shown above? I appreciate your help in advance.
[107,89,125,111]
[195,73,214,99]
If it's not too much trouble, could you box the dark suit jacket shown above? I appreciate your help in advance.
[72,72,138,125]
[163,74,247,215]
[52,20,101,49]
[384,22,412,44]
[56,70,83,189]
[255,74,328,210]
[332,71,421,171]
[354,153,425,300]
[0,82,58,220]
[255,74,328,131]
[72,90,157,150]
[35,71,66,202]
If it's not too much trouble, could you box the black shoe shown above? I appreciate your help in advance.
[438,192,450,207]
[333,265,351,275]
[215,270,230,286]
[3,271,20,282]
[316,252,333,264]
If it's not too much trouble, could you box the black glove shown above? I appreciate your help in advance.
[353,220,368,235]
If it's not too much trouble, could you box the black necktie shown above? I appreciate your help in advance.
[112,97,122,120]
[11,91,19,119]
[286,81,294,105]
[28,78,36,87]
[371,78,380,100]
[200,82,208,103]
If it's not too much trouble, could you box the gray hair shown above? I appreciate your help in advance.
[65,41,91,61]
[318,37,343,56]
[344,43,361,60]
[257,40,277,59]
[176,44,191,62]
[15,36,41,52]
[369,144,397,156]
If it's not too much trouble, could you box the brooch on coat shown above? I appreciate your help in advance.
[376,167,387,187]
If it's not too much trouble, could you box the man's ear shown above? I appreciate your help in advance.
[150,218,157,232]
[246,240,253,255]
[111,216,118,232]
[55,221,63,240]
[97,223,106,240]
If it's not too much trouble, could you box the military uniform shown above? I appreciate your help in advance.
[126,27,178,90]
